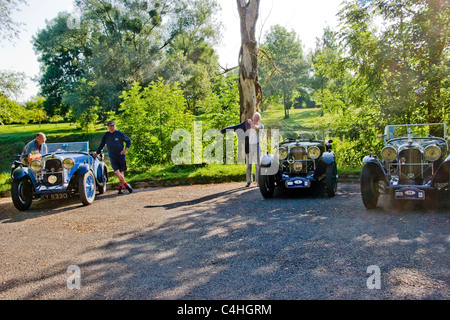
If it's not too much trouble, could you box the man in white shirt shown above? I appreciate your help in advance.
[246,112,264,187]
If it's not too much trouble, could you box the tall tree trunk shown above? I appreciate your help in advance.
[237,0,262,122]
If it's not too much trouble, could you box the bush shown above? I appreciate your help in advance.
[119,79,195,167]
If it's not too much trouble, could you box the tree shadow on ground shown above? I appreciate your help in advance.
[1,184,448,300]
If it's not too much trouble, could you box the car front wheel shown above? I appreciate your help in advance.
[79,171,96,206]
[11,177,33,211]
[259,168,275,198]
[361,164,381,209]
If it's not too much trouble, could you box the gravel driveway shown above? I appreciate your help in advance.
[0,182,448,300]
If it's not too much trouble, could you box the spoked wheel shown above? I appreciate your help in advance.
[259,168,275,198]
[361,164,381,209]
[11,177,33,211]
[79,171,96,206]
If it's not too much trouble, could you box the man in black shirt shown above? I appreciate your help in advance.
[94,121,133,194]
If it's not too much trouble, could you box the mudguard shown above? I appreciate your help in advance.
[259,154,279,176]
[12,167,38,186]
[97,163,108,184]
[260,154,274,167]
[431,155,450,185]
[361,159,389,184]
[75,163,90,176]
[322,151,335,164]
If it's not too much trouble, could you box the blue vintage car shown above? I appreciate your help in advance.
[259,131,337,198]
[361,123,449,209]
[10,141,108,211]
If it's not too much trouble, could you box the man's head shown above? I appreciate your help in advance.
[36,133,46,146]
[107,121,116,133]
[253,112,261,124]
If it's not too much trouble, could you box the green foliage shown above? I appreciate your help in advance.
[0,0,27,43]
[0,70,26,98]
[33,0,222,119]
[197,72,241,131]
[259,25,312,116]
[308,0,450,162]
[119,79,195,166]
[62,79,100,132]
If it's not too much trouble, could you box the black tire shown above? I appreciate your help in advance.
[79,171,96,206]
[325,163,338,197]
[361,164,380,209]
[11,177,33,211]
[259,168,275,198]
[97,168,107,195]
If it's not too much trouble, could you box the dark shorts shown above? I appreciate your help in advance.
[110,155,127,172]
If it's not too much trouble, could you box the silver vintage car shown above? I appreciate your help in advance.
[361,123,449,209]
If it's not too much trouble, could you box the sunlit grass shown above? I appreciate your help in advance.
[261,107,323,130]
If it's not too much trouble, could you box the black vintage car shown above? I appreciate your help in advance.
[361,123,450,209]
[258,132,338,198]
[10,142,108,211]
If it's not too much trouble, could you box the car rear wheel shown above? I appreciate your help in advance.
[11,177,33,211]
[97,168,107,195]
[79,171,96,206]
[325,163,338,197]
[259,168,275,198]
[361,164,380,209]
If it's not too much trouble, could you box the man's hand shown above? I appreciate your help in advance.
[120,148,129,155]
[28,154,41,162]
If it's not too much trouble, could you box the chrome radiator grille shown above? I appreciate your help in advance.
[290,146,306,160]
[289,146,308,174]
[44,159,63,185]
[398,148,422,182]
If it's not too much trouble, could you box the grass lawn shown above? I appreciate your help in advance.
[261,107,324,130]
[0,122,78,136]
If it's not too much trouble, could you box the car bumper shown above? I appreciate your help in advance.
[34,184,70,194]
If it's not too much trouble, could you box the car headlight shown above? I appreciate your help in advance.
[381,146,397,161]
[307,146,321,160]
[47,175,58,185]
[278,148,288,160]
[293,162,303,172]
[30,159,43,172]
[424,145,441,162]
[62,158,75,170]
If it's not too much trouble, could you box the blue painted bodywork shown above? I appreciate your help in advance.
[11,142,107,197]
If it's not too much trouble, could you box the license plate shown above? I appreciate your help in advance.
[286,178,310,188]
[395,187,425,200]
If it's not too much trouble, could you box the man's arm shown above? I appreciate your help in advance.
[96,134,107,154]
[220,121,246,134]
[41,143,48,155]
[122,132,132,149]
[120,132,132,155]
